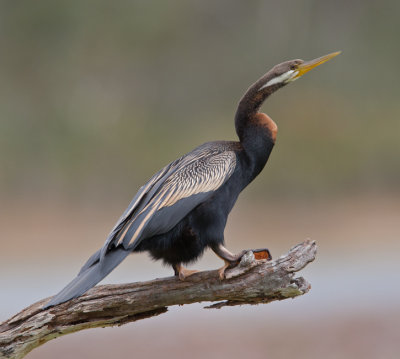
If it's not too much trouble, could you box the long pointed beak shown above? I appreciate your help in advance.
[293,51,341,80]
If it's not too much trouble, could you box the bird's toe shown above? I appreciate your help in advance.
[177,266,199,281]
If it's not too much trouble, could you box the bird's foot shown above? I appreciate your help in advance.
[217,260,230,280]
[174,264,199,281]
[217,248,272,280]
[217,250,246,280]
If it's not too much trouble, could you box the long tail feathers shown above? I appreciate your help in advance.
[43,248,130,309]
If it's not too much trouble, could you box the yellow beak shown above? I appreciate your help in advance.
[293,51,341,79]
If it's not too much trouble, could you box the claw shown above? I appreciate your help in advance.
[216,248,272,280]
[174,264,199,281]
[217,260,231,280]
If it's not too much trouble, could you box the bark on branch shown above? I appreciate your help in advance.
[0,239,317,359]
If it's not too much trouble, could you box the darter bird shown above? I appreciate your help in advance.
[44,51,340,308]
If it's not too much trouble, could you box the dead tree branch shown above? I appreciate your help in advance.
[0,239,316,359]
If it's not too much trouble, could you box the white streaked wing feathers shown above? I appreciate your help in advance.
[121,149,237,247]
[99,145,237,255]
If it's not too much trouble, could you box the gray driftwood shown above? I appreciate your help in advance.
[0,239,316,359]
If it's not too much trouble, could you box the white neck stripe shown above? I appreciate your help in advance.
[258,70,297,91]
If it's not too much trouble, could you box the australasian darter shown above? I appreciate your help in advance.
[44,51,340,308]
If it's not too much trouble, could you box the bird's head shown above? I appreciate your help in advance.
[235,51,341,136]
[257,51,341,93]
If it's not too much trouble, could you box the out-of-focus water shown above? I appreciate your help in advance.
[1,195,399,359]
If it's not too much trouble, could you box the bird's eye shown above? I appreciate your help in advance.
[290,64,297,70]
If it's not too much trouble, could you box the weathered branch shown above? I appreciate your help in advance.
[0,239,316,359]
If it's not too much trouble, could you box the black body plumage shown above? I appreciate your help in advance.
[44,56,312,308]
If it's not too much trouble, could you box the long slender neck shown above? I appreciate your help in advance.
[235,70,283,140]
[234,71,283,178]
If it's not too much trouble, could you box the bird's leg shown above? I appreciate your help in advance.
[212,244,247,280]
[173,263,199,281]
[212,244,272,279]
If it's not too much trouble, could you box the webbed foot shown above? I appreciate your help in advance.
[173,264,199,281]
[213,245,272,279]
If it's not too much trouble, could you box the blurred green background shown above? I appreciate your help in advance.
[1,0,400,201]
[1,1,399,359]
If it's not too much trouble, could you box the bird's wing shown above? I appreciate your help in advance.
[100,143,237,260]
